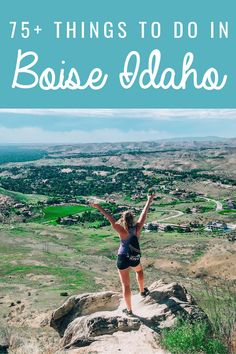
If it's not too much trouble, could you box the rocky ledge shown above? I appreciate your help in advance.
[50,280,208,354]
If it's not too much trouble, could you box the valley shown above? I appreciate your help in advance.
[0,139,235,353]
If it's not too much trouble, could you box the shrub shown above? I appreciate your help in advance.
[195,280,236,353]
[160,317,228,354]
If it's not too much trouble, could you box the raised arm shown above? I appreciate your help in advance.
[90,203,125,234]
[136,194,155,234]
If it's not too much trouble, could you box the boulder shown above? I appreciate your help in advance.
[50,291,121,337]
[62,312,141,349]
[65,325,166,354]
[50,280,208,353]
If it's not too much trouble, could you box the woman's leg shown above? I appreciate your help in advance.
[117,268,132,311]
[132,263,144,293]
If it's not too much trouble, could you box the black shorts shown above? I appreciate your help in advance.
[116,254,141,270]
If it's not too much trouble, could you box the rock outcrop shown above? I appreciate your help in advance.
[50,280,208,353]
[50,291,121,338]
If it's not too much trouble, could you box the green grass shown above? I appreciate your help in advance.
[192,281,236,353]
[219,209,236,214]
[160,317,228,354]
[0,187,47,204]
[192,249,205,260]
[86,220,106,228]
[0,187,28,202]
[37,204,91,222]
[123,195,133,203]
[0,264,93,290]
[0,244,30,255]
[90,233,111,239]
[157,200,185,207]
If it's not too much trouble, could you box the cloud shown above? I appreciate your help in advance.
[0,126,172,143]
[0,109,236,120]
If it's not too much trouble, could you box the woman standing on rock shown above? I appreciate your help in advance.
[90,193,155,316]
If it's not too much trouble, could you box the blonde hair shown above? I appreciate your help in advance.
[119,210,135,230]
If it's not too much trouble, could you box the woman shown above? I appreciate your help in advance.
[90,193,155,316]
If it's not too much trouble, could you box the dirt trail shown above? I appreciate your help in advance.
[158,210,184,222]
[156,196,223,223]
[201,196,223,211]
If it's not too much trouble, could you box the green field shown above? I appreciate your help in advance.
[0,264,89,291]
[0,221,221,300]
[40,204,92,222]
[219,209,236,214]
[0,187,47,204]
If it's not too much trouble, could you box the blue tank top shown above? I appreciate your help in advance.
[118,225,140,256]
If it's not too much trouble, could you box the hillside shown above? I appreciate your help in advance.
[0,139,235,353]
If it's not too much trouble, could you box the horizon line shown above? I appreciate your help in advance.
[0,135,235,146]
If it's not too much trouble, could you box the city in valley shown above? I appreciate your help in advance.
[0,138,235,351]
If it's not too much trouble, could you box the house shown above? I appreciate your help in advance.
[58,217,77,225]
[22,210,33,218]
[144,222,158,231]
[158,223,192,232]
[191,206,200,214]
[131,194,140,200]
[205,221,228,232]
[175,224,192,232]
[13,203,25,209]
[170,189,183,197]
[226,200,236,210]
[158,224,174,232]
[190,222,202,229]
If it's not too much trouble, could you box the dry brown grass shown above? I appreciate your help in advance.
[0,324,64,354]
[189,242,236,281]
[193,279,236,353]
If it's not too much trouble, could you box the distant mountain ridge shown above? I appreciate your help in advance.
[0,136,235,148]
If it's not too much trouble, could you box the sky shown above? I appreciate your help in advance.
[0,109,236,143]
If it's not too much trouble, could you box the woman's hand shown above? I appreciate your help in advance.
[147,188,156,200]
[137,192,156,230]
[147,194,156,201]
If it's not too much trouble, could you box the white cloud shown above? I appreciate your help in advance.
[0,109,236,120]
[0,126,172,143]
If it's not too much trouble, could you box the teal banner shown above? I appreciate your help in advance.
[0,0,235,107]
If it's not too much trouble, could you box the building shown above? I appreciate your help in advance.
[58,217,77,225]
[226,200,236,210]
[205,221,228,232]
[144,222,159,231]
[158,223,192,232]
[158,224,174,232]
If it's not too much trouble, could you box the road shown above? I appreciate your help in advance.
[157,198,223,223]
[158,210,184,222]
[152,197,223,224]
[201,197,223,211]
[88,195,223,224]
